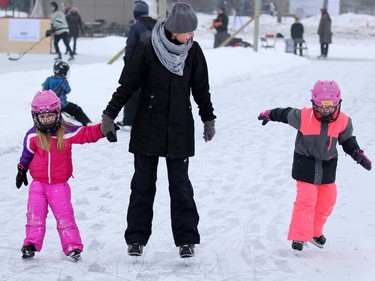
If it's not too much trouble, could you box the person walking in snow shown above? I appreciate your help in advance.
[210,6,229,48]
[46,1,75,61]
[258,80,372,251]
[16,90,105,260]
[42,60,92,126]
[116,0,157,130]
[100,3,216,259]
[317,8,332,58]
[66,7,83,55]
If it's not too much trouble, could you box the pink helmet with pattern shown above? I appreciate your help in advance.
[311,80,342,123]
[311,80,341,107]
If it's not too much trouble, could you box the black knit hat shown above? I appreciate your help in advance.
[50,1,58,11]
[164,3,198,33]
[133,1,149,20]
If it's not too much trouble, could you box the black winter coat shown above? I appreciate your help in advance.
[66,12,83,38]
[291,22,304,39]
[125,16,156,61]
[103,39,216,159]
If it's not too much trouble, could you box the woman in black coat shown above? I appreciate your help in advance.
[66,7,83,55]
[101,3,216,259]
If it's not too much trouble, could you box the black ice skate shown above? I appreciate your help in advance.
[179,244,195,258]
[127,243,144,256]
[68,249,82,261]
[291,241,305,251]
[21,244,36,259]
[311,235,326,249]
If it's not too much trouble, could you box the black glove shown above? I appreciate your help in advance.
[45,30,51,37]
[258,109,272,126]
[16,163,28,189]
[351,149,372,171]
[203,120,215,142]
[101,114,120,142]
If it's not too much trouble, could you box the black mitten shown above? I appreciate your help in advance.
[351,149,372,171]
[16,163,28,189]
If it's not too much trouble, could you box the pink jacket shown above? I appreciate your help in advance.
[19,123,104,184]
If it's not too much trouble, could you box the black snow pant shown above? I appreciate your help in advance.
[214,31,229,48]
[125,154,200,247]
[120,88,140,126]
[62,102,91,126]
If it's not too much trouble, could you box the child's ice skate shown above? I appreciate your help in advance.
[21,244,36,259]
[68,249,82,261]
[311,235,326,249]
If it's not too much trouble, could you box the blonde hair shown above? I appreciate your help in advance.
[37,122,67,152]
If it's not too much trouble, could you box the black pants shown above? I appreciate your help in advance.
[62,102,91,125]
[67,35,78,54]
[293,39,303,56]
[320,43,329,56]
[125,155,200,247]
[121,88,140,126]
[54,32,73,56]
[214,31,229,48]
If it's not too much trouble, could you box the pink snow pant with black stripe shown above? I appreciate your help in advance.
[23,180,83,255]
[288,180,337,241]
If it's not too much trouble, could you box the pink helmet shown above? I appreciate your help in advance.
[311,80,341,107]
[31,90,61,113]
[31,90,61,132]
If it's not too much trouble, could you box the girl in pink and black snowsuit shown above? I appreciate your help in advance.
[258,80,372,251]
[16,90,104,260]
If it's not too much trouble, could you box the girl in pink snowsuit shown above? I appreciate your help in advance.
[16,90,105,260]
[258,80,372,251]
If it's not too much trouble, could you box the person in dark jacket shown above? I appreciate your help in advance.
[290,17,304,56]
[258,80,371,252]
[317,8,332,58]
[116,1,157,130]
[210,6,229,48]
[66,7,83,55]
[101,3,216,259]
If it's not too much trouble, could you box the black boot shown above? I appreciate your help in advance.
[127,243,144,256]
[311,235,326,248]
[21,244,36,259]
[291,241,305,251]
[179,244,195,258]
[68,249,82,261]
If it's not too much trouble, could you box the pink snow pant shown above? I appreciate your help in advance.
[23,180,83,255]
[288,180,337,241]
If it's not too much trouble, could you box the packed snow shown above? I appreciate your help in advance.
[1,12,375,281]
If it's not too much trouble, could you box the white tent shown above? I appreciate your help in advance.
[289,0,340,17]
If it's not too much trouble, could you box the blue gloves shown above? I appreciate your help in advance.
[352,149,372,170]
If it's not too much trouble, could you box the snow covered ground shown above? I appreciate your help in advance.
[0,12,375,281]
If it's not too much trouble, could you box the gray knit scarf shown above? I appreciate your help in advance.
[151,21,193,76]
